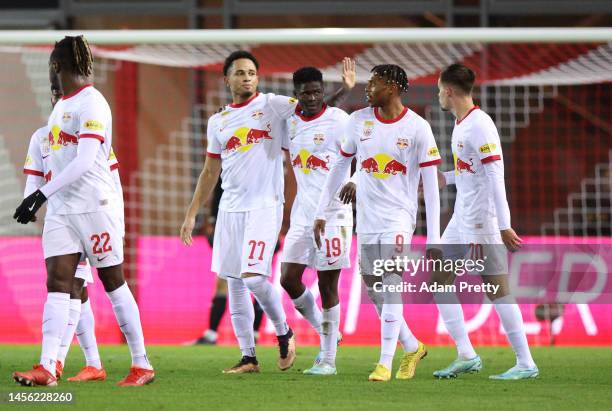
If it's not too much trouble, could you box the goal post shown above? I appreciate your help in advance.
[0,28,610,346]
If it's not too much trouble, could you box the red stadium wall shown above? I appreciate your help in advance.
[1,236,611,347]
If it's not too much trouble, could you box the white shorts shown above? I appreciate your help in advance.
[42,210,124,268]
[441,217,508,276]
[357,231,413,276]
[211,205,283,279]
[75,260,93,284]
[281,224,352,271]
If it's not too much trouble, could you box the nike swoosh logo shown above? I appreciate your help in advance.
[42,155,49,159]
[384,320,398,323]
[328,260,339,265]
[360,138,372,142]
[247,262,259,266]
[28,203,35,211]
[97,256,108,262]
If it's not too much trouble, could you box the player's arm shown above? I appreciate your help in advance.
[418,120,442,250]
[181,118,223,246]
[314,116,356,247]
[440,169,455,187]
[484,160,521,251]
[181,156,222,246]
[14,135,101,224]
[325,57,356,107]
[475,120,521,251]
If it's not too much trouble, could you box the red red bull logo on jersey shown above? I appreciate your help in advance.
[360,153,406,179]
[291,148,329,175]
[454,155,476,175]
[48,124,78,151]
[224,126,272,153]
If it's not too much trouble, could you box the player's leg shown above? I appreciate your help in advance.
[252,299,264,342]
[80,210,153,386]
[68,284,106,382]
[242,205,295,370]
[14,255,79,386]
[223,276,259,374]
[280,225,323,336]
[483,272,538,380]
[432,221,481,378]
[13,215,82,387]
[195,277,228,345]
[55,275,85,379]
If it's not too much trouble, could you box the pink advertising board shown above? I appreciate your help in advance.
[1,236,611,346]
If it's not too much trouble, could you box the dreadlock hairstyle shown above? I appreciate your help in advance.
[292,66,323,88]
[52,35,94,77]
[370,64,409,93]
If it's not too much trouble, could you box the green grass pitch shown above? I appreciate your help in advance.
[1,344,610,410]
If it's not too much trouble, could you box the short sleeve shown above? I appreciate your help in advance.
[23,129,44,177]
[472,117,503,164]
[206,116,222,158]
[268,94,299,120]
[108,147,119,171]
[339,114,357,157]
[78,98,110,143]
[417,119,442,168]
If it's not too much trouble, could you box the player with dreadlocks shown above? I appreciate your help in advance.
[13,35,154,387]
[314,64,443,381]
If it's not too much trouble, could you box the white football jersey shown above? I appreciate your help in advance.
[24,125,120,217]
[341,107,441,234]
[43,85,119,215]
[206,92,297,212]
[287,105,352,227]
[451,106,504,234]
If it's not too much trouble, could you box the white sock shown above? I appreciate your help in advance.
[227,278,256,357]
[292,289,323,336]
[321,304,340,366]
[367,286,418,353]
[40,292,70,375]
[494,296,536,369]
[57,298,81,364]
[379,303,403,369]
[76,299,102,368]
[106,283,152,370]
[434,293,477,360]
[243,275,289,336]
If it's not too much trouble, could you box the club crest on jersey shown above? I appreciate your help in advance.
[363,120,374,137]
[291,149,329,174]
[313,133,325,145]
[251,110,264,120]
[360,153,406,179]
[62,112,72,123]
[396,138,410,150]
[224,126,272,153]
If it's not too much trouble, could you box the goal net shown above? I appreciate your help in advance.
[0,28,610,346]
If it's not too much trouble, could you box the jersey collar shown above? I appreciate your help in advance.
[455,106,480,125]
[295,104,327,122]
[374,106,408,124]
[62,84,93,101]
[229,92,260,108]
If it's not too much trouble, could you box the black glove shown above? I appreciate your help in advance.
[14,189,47,224]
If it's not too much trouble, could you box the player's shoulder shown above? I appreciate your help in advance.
[472,108,496,127]
[405,108,432,132]
[32,125,48,140]
[349,106,373,121]
[76,86,111,111]
[327,106,349,120]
